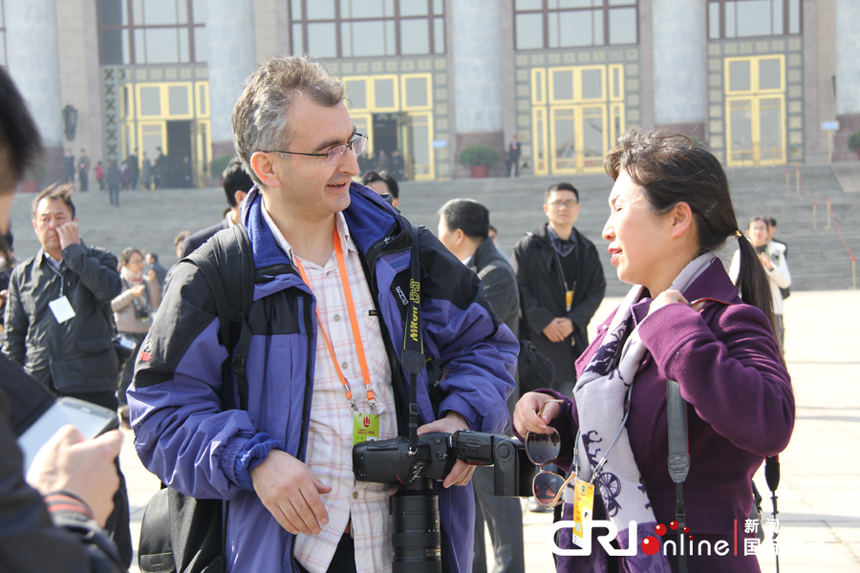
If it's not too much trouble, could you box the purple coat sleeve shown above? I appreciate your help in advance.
[637,302,794,456]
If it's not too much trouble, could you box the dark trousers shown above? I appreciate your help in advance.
[58,389,133,568]
[109,185,120,206]
[294,532,356,573]
[79,170,88,191]
[116,332,147,406]
[472,466,525,573]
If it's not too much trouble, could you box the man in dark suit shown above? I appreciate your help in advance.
[507,135,520,177]
[127,148,140,190]
[437,198,524,573]
[180,157,253,258]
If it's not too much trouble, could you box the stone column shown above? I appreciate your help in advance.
[5,0,64,182]
[207,0,257,161]
[834,0,860,161]
[451,0,505,177]
[651,0,707,137]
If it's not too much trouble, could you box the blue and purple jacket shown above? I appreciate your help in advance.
[129,183,518,572]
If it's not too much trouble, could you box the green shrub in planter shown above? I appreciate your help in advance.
[849,131,860,153]
[459,145,499,167]
[210,155,234,179]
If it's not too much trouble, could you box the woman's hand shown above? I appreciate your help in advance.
[647,289,688,317]
[130,284,145,297]
[513,392,561,436]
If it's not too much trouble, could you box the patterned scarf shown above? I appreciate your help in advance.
[568,253,715,572]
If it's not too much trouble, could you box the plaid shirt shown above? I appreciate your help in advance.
[262,208,397,573]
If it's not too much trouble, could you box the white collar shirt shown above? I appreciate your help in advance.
[262,206,397,573]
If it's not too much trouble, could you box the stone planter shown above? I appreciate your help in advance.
[470,165,490,178]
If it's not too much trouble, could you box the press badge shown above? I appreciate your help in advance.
[572,478,595,548]
[48,296,76,324]
[565,290,574,312]
[353,412,380,445]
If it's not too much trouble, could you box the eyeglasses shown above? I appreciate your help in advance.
[524,399,578,508]
[547,200,579,209]
[262,133,367,165]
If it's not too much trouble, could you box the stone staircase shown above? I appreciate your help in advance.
[8,165,858,297]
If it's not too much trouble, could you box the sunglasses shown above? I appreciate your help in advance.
[524,399,578,509]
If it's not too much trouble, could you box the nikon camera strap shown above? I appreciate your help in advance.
[400,223,425,454]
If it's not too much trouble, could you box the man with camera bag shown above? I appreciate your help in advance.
[129,56,517,573]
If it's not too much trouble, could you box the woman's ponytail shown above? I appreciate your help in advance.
[734,232,777,338]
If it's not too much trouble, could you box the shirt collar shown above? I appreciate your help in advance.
[546,225,577,256]
[261,207,356,267]
[41,250,62,268]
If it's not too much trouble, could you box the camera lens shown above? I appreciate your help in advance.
[389,478,442,573]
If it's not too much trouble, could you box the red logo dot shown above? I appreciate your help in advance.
[641,536,660,556]
[669,521,679,530]
[654,523,667,536]
[682,526,690,534]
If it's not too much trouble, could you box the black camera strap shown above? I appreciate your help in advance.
[400,223,425,455]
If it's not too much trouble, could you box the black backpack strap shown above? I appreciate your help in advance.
[401,223,425,454]
[184,225,255,411]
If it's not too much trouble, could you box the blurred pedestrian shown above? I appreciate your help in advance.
[95,160,105,191]
[359,170,399,208]
[390,149,404,180]
[127,148,140,190]
[78,149,90,192]
[63,149,75,184]
[112,247,160,428]
[141,152,153,190]
[730,216,791,352]
[107,161,121,206]
[506,135,520,177]
[144,252,167,293]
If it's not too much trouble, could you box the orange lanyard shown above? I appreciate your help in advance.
[293,225,376,414]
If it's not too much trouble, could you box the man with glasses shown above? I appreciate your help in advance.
[129,56,516,573]
[511,182,606,396]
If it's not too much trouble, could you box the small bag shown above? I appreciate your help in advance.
[517,339,555,395]
[114,333,137,363]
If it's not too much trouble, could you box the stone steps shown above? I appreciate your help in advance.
[8,165,858,296]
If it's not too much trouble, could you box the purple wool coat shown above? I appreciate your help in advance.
[545,259,795,573]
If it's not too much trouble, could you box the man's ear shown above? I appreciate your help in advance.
[250,152,281,189]
[234,189,248,205]
[669,201,694,239]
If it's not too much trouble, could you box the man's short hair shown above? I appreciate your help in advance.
[360,170,399,199]
[31,183,76,219]
[174,230,191,247]
[222,157,254,207]
[0,67,43,187]
[146,252,158,262]
[232,56,346,186]
[767,217,777,229]
[545,182,580,203]
[438,199,490,240]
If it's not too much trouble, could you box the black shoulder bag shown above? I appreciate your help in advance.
[138,225,255,573]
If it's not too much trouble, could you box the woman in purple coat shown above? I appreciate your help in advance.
[514,130,794,573]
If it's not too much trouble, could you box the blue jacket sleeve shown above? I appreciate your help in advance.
[417,231,518,434]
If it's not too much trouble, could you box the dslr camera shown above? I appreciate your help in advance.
[353,431,532,572]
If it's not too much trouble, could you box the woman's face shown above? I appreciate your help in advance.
[602,171,674,290]
[125,252,144,272]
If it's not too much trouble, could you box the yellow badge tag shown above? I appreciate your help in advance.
[353,412,380,445]
[572,478,595,548]
[565,290,574,312]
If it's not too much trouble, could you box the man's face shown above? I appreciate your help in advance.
[748,220,769,247]
[264,98,359,221]
[32,198,76,252]
[436,217,459,254]
[0,147,14,234]
[544,189,581,226]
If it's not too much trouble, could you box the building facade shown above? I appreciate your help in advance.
[2,0,857,185]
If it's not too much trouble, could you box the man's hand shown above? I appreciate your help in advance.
[57,221,81,252]
[758,252,774,271]
[147,269,157,284]
[250,450,331,535]
[542,317,571,343]
[417,411,474,488]
[26,426,122,527]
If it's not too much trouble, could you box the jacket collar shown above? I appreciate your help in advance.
[469,237,499,272]
[241,182,402,270]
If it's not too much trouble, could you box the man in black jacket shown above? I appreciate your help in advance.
[437,198,524,573]
[2,183,132,566]
[0,64,125,572]
[511,182,606,395]
[180,157,252,258]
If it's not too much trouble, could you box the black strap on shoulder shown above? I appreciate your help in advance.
[185,225,255,411]
[400,223,425,454]
[666,378,689,573]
